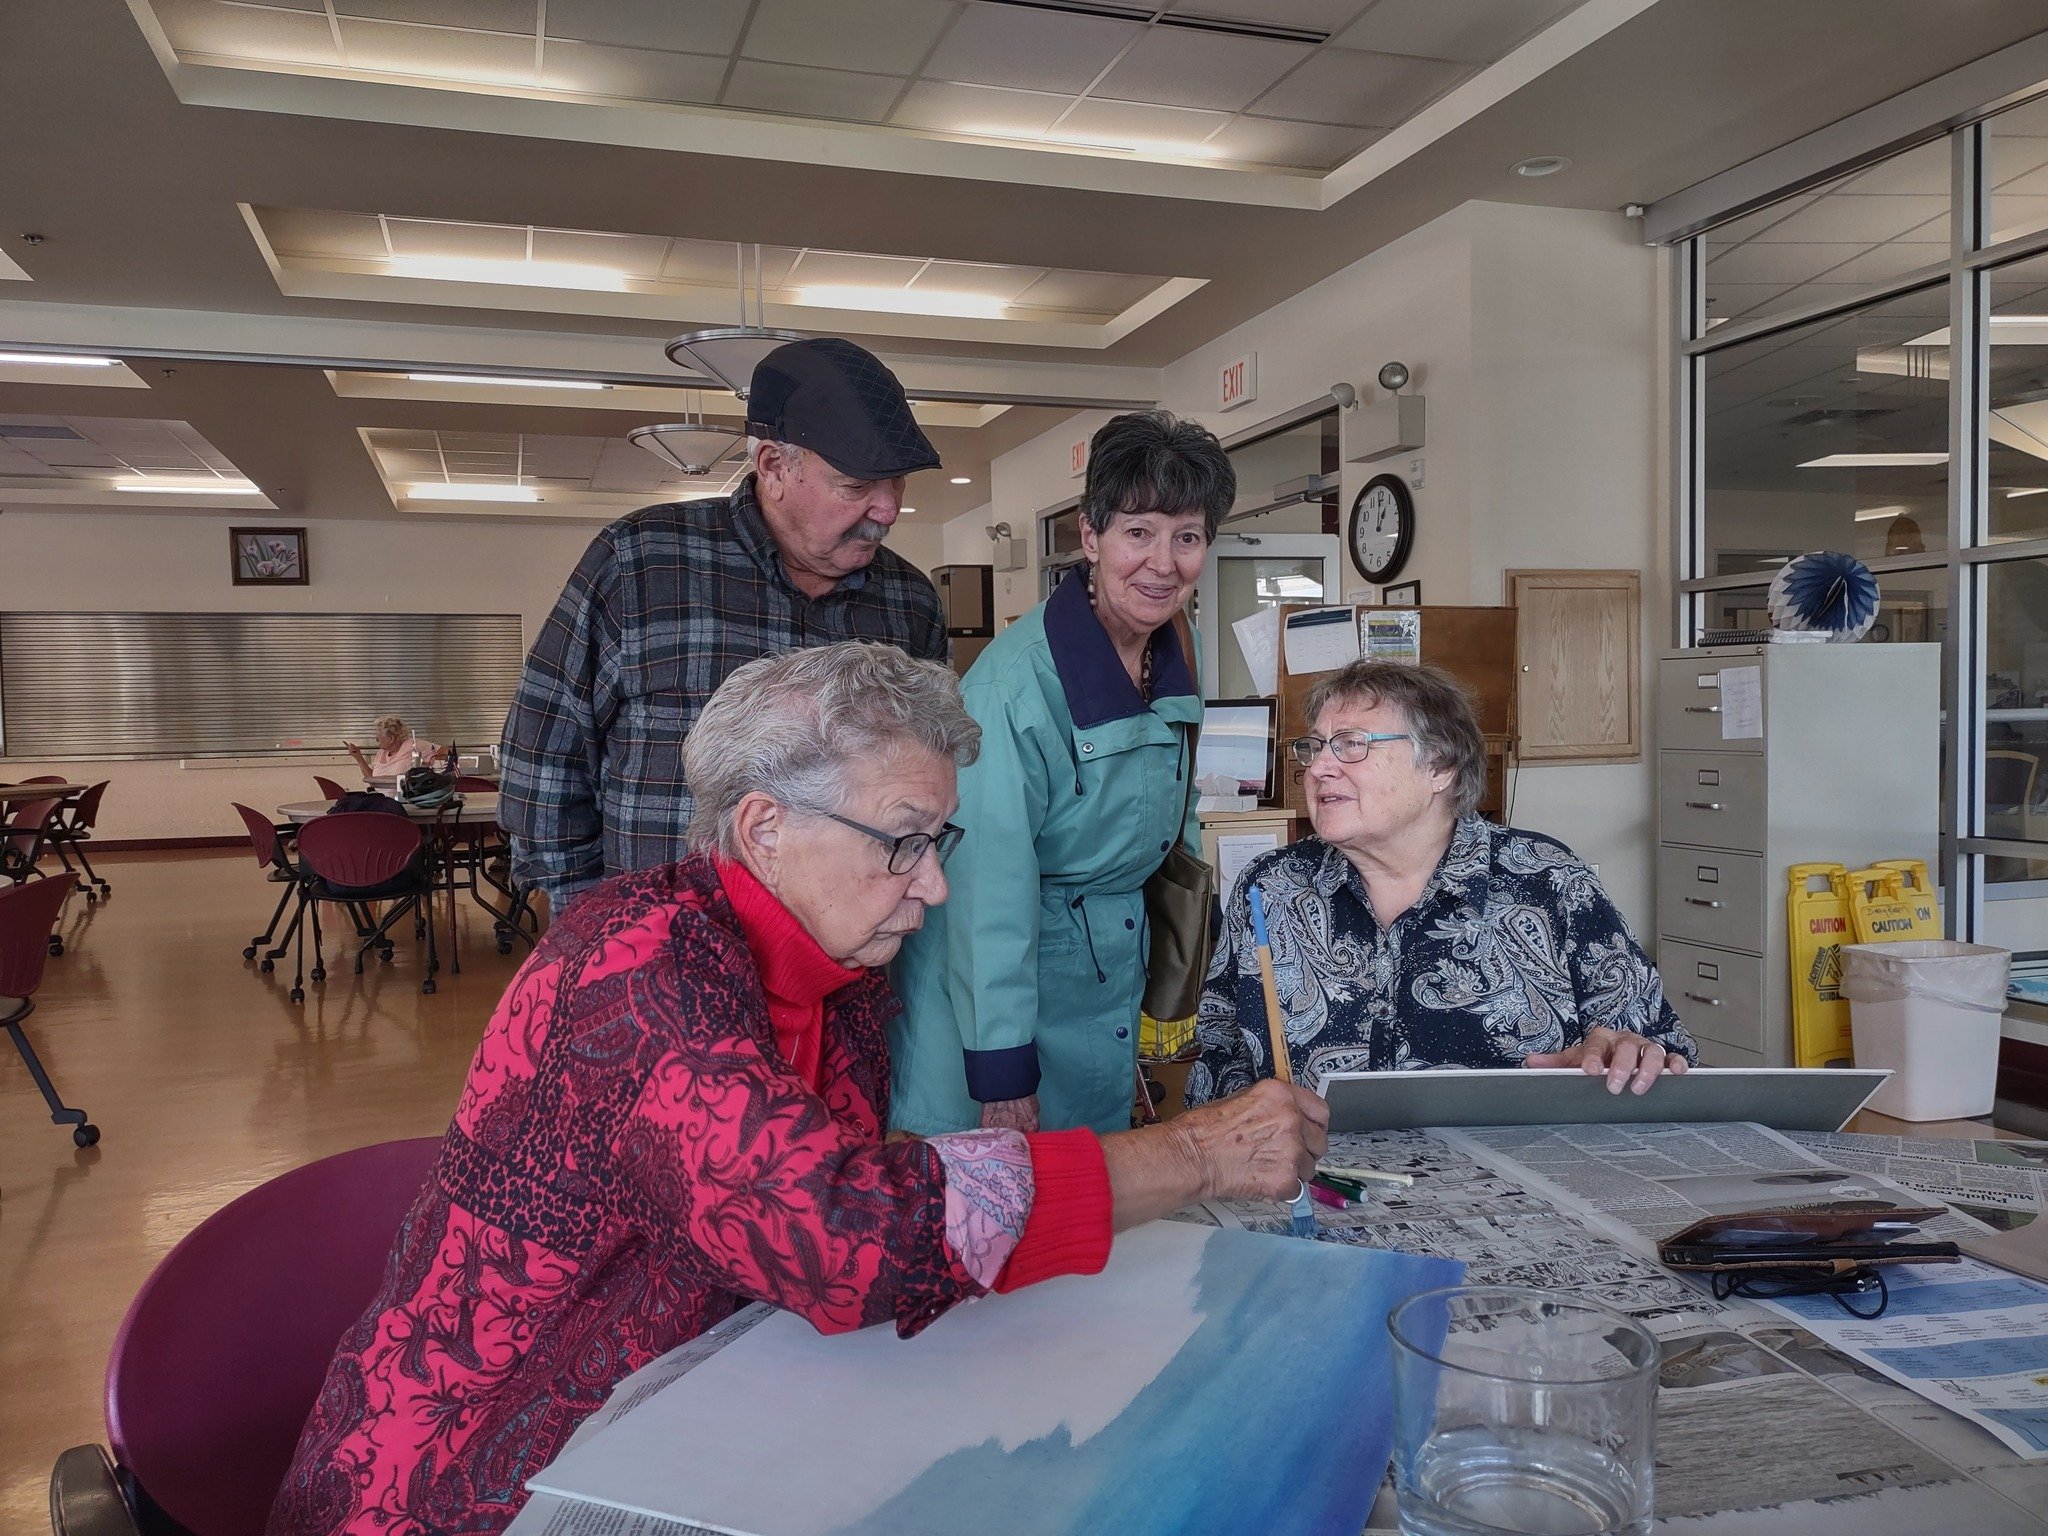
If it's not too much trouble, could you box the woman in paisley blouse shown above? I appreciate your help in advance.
[270,642,1326,1536]
[1188,659,1695,1107]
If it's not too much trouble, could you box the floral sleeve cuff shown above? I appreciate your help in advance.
[928,1127,1035,1290]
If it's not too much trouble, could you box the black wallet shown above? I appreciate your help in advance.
[1659,1205,1961,1274]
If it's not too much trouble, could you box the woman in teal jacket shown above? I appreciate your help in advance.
[891,411,1234,1135]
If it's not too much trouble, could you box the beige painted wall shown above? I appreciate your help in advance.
[0,500,946,841]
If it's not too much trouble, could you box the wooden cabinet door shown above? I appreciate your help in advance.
[1507,569,1640,763]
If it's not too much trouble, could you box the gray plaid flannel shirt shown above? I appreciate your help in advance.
[498,476,947,905]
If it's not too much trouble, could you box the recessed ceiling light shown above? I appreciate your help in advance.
[2005,487,2048,498]
[116,478,263,495]
[1853,504,1912,521]
[964,125,1223,160]
[1512,155,1572,178]
[950,476,972,485]
[0,351,116,367]
[795,285,1007,319]
[385,255,629,292]
[406,373,609,391]
[901,507,916,514]
[408,483,540,502]
[1797,452,1948,467]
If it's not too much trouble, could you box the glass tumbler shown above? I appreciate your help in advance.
[1387,1285,1658,1536]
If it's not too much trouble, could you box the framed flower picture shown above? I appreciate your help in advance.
[230,527,309,586]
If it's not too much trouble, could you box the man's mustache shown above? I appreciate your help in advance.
[843,519,890,544]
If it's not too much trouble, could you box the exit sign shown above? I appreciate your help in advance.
[1070,437,1089,477]
[1219,351,1258,411]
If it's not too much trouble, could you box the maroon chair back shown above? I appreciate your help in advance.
[106,1138,441,1536]
[21,774,66,784]
[9,795,59,830]
[312,775,351,801]
[71,780,108,830]
[294,813,422,890]
[452,775,497,794]
[230,803,286,870]
[0,872,69,995]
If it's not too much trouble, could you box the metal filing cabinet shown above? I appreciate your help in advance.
[1656,644,1939,1066]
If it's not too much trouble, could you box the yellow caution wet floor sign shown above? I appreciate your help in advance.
[1787,863,1853,1068]
[1845,865,1942,944]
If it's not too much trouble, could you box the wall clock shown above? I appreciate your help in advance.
[1348,473,1414,583]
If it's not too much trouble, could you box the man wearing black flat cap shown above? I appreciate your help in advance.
[499,336,948,908]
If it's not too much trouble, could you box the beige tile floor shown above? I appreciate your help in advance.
[0,850,526,1534]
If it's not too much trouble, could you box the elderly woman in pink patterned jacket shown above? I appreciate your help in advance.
[269,642,1325,1536]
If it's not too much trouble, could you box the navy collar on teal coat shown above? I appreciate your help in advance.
[1044,565,1197,729]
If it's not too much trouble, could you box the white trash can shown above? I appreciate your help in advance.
[1842,940,2011,1121]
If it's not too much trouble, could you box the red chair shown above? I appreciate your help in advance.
[50,1138,441,1536]
[51,780,112,902]
[3,794,62,881]
[293,814,439,997]
[312,775,351,801]
[231,804,309,971]
[0,871,95,1147]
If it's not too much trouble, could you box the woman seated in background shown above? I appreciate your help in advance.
[344,714,442,779]
[270,642,1326,1536]
[1188,659,1696,1109]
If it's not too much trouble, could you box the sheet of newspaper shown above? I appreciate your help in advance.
[1445,1123,2048,1470]
[1202,1128,2048,1533]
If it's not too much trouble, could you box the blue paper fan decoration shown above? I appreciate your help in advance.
[1767,551,1880,641]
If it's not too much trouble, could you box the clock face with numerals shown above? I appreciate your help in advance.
[1348,473,1414,582]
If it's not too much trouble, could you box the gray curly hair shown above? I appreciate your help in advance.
[684,642,981,857]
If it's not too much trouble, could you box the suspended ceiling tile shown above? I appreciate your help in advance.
[784,249,928,288]
[529,226,673,278]
[153,0,342,65]
[914,260,1049,304]
[1167,0,1370,28]
[541,40,728,104]
[1052,97,1231,149]
[260,207,392,261]
[1009,269,1164,314]
[336,18,537,82]
[922,2,1140,95]
[1333,0,1579,64]
[1991,199,2048,245]
[334,0,537,27]
[1201,114,1378,172]
[722,60,905,123]
[543,0,751,54]
[1249,46,1465,127]
[382,216,530,261]
[889,80,1073,139]
[1749,195,1950,245]
[1095,29,1311,114]
[1708,242,1885,285]
[741,0,956,77]
[1835,141,1953,197]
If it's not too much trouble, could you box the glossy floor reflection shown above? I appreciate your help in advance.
[0,851,527,1535]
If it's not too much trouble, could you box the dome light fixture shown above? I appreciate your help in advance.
[1512,155,1573,178]
[664,244,805,399]
[629,394,746,477]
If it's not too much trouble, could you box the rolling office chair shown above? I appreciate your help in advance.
[49,1138,440,1536]
[0,871,96,1148]
[312,775,351,802]
[292,814,439,996]
[50,781,113,901]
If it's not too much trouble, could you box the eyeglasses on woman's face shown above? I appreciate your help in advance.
[820,812,965,874]
[1288,730,1411,768]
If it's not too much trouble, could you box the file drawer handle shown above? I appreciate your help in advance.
[1684,800,1723,811]
[1684,705,1721,714]
[1683,897,1724,909]
[1682,991,1724,1006]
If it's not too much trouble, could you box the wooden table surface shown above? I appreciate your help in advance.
[0,781,92,802]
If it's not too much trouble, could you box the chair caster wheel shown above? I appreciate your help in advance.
[73,1123,100,1148]
[243,946,257,960]
[310,966,326,982]
[497,941,512,955]
[48,938,63,956]
[260,958,275,973]
[290,987,305,1003]
[422,979,437,995]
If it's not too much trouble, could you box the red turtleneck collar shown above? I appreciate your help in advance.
[716,856,861,1089]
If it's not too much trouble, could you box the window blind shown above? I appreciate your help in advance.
[0,612,524,759]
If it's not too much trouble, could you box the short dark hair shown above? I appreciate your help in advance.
[1080,410,1235,540]
[1304,661,1488,819]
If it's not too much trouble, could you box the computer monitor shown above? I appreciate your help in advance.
[1197,698,1277,800]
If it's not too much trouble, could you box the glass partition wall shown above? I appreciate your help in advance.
[1677,90,2048,959]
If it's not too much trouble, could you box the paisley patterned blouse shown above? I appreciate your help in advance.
[1186,816,1696,1103]
[268,854,1111,1536]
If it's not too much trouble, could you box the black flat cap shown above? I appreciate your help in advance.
[746,337,941,480]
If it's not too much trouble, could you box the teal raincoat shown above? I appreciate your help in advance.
[890,568,1202,1135]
